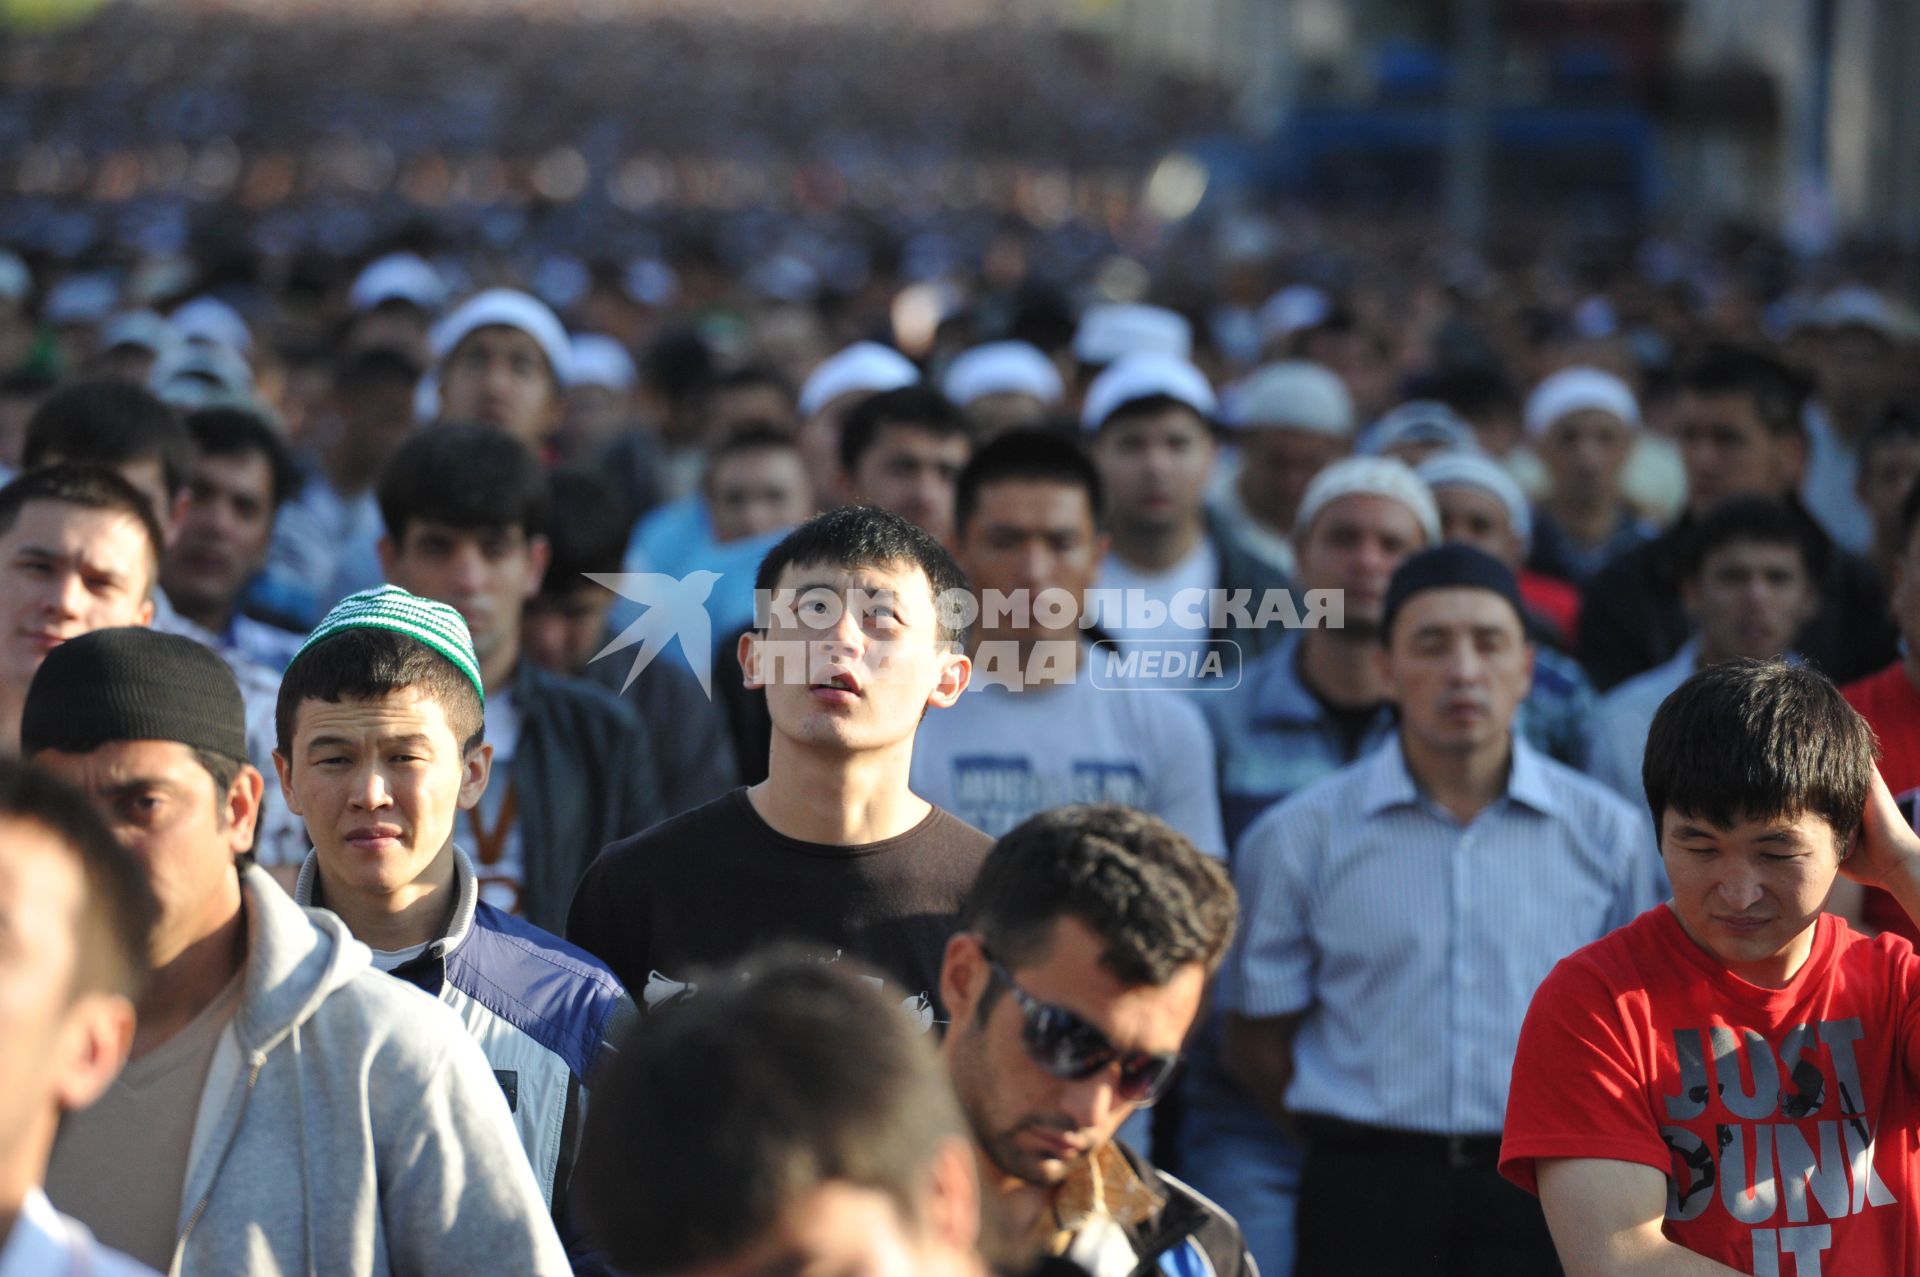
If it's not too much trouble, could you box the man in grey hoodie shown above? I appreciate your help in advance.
[23,627,569,1277]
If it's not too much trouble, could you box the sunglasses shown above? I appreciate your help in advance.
[981,947,1182,1106]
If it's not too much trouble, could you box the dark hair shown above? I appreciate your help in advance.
[753,506,971,647]
[377,424,548,543]
[705,421,803,495]
[1679,495,1825,584]
[1899,471,1920,555]
[333,346,424,397]
[575,952,965,1275]
[1673,343,1808,440]
[186,406,297,510]
[1863,402,1920,477]
[0,464,166,588]
[1643,661,1876,848]
[958,805,1237,1000]
[276,627,485,758]
[837,385,970,475]
[641,328,715,405]
[24,379,192,499]
[0,757,157,1002]
[538,468,629,598]
[954,427,1105,535]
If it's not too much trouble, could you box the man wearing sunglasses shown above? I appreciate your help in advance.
[939,804,1253,1277]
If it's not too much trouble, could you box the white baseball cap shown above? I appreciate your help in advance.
[797,342,920,418]
[943,341,1063,408]
[1294,455,1440,544]
[1080,353,1216,432]
[1524,367,1640,438]
[1226,361,1353,437]
[1073,303,1192,365]
[431,289,571,383]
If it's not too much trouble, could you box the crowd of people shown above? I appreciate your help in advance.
[1,33,1919,1263]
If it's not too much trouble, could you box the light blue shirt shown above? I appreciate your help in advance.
[1586,638,1699,814]
[0,1188,158,1277]
[1225,733,1658,1135]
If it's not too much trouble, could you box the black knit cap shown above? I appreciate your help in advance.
[1380,544,1527,643]
[22,628,248,761]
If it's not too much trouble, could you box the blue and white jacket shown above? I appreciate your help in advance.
[296,846,635,1275]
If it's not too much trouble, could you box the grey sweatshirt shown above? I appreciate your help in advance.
[160,867,570,1276]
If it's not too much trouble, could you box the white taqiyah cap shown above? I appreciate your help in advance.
[1256,284,1332,345]
[169,296,253,355]
[1225,361,1353,436]
[431,289,571,383]
[100,310,179,358]
[566,334,637,392]
[44,274,118,327]
[0,251,29,305]
[1418,449,1532,544]
[350,252,448,313]
[1080,353,1216,432]
[1523,366,1640,437]
[150,341,255,406]
[797,341,919,418]
[1073,303,1192,364]
[1294,455,1440,544]
[943,341,1063,407]
[1360,401,1476,456]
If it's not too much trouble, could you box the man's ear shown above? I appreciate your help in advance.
[925,649,971,711]
[939,931,987,1034]
[134,597,156,628]
[226,764,267,854]
[272,748,301,818]
[458,741,494,813]
[921,1135,983,1258]
[738,629,764,690]
[54,992,137,1113]
[524,534,552,599]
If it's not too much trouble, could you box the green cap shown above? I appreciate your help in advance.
[291,585,485,705]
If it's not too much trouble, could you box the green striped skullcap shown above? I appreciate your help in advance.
[291,585,485,706]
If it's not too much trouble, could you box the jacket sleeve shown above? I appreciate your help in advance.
[379,1027,573,1276]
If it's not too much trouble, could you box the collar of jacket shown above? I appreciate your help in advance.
[293,844,481,997]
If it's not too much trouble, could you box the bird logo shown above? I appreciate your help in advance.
[586,570,723,697]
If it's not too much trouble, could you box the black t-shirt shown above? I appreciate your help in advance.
[566,787,991,1027]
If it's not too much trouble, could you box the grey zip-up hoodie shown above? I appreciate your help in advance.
[162,866,570,1276]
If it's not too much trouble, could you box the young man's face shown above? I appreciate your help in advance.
[383,522,551,676]
[1434,486,1523,570]
[438,325,563,448]
[0,818,134,1165]
[275,687,488,900]
[522,586,616,677]
[1676,391,1804,517]
[1379,587,1533,757]
[1235,426,1347,532]
[0,501,155,699]
[1089,406,1216,541]
[844,425,971,548]
[335,377,419,473]
[710,447,812,545]
[1861,438,1920,545]
[1683,539,1817,665]
[36,740,256,971]
[742,559,969,756]
[940,917,1204,1188]
[1293,494,1426,635]
[163,447,277,622]
[1660,808,1845,987]
[1538,410,1634,500]
[956,479,1105,648]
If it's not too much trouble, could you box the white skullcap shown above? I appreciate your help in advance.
[1226,361,1353,436]
[943,341,1063,407]
[44,275,117,327]
[797,341,919,418]
[1081,353,1217,432]
[100,310,178,358]
[1257,284,1333,345]
[566,334,637,392]
[1523,366,1640,437]
[0,251,29,306]
[431,289,571,383]
[169,296,253,355]
[150,341,255,406]
[1294,455,1440,544]
[1813,285,1900,339]
[1360,401,1476,456]
[1418,449,1532,545]
[350,252,448,313]
[1073,303,1192,365]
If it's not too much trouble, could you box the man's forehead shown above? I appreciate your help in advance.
[1395,586,1524,631]
[294,687,455,737]
[775,559,931,596]
[1663,809,1836,839]
[36,738,203,779]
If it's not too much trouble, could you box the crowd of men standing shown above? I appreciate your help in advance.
[1,240,1919,1277]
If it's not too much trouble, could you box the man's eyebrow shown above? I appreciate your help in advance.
[102,776,187,797]
[304,732,436,751]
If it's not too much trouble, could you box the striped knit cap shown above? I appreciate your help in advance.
[290,585,484,705]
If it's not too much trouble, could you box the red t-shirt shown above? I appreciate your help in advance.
[1501,905,1920,1275]
[1842,663,1920,945]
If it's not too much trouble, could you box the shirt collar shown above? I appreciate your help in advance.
[294,843,481,955]
[1030,1142,1163,1255]
[1357,733,1559,819]
[0,1189,69,1277]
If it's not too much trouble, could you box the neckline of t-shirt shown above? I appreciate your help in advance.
[731,787,945,859]
[119,965,246,1086]
[1653,903,1837,1011]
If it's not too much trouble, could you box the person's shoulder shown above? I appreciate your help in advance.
[300,960,475,1068]
[1237,759,1354,853]
[1549,904,1670,986]
[921,802,994,859]
[1531,751,1645,826]
[455,904,634,1075]
[519,663,643,731]
[594,788,748,869]
[1841,661,1903,713]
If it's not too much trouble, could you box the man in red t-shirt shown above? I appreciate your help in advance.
[1841,477,1920,945]
[1502,661,1920,1276]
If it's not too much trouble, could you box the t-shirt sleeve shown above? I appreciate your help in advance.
[1149,698,1228,859]
[1222,801,1318,1019]
[565,845,649,997]
[1500,955,1669,1195]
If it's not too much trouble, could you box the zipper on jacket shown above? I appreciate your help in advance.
[172,1054,266,1269]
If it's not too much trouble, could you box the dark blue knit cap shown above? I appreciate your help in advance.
[1380,544,1527,643]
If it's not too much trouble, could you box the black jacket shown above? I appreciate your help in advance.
[513,661,665,934]
[1111,1142,1257,1277]
[583,651,739,820]
[1575,500,1897,693]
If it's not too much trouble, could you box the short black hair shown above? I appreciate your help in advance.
[0,464,166,589]
[715,363,795,407]
[954,427,1105,535]
[704,422,804,497]
[575,951,965,1275]
[642,328,715,405]
[754,506,971,647]
[334,346,424,397]
[1679,495,1825,584]
[0,757,157,1002]
[837,385,970,475]
[24,379,192,499]
[538,469,629,598]
[276,627,485,759]
[1674,343,1808,440]
[186,406,297,510]
[958,805,1237,998]
[1643,660,1876,849]
[377,424,548,544]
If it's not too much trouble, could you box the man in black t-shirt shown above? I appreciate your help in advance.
[567,506,990,1025]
